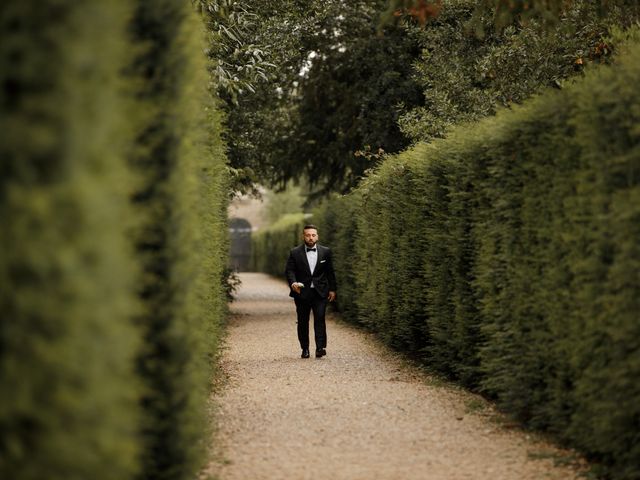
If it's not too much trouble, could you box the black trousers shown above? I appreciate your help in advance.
[294,289,327,350]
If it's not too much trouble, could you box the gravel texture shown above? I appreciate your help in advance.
[203,273,584,480]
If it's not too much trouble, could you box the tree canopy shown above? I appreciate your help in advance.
[205,0,640,198]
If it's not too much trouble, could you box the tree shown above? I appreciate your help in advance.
[211,0,425,196]
[195,0,278,102]
[397,0,636,143]
[383,0,640,29]
[205,0,640,198]
[289,22,424,195]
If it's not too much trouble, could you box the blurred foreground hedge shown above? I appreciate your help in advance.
[254,35,640,479]
[0,2,228,480]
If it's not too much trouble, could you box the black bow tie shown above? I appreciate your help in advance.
[306,247,316,252]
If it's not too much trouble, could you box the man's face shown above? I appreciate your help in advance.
[303,228,318,248]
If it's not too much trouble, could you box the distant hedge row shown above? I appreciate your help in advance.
[254,38,640,478]
[251,213,307,276]
[0,2,228,480]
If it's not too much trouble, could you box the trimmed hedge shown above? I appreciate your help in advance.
[311,197,360,321]
[128,3,229,479]
[0,2,228,480]
[251,213,307,276]
[0,3,141,479]
[309,38,640,478]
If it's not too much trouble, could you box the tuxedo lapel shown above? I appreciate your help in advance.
[298,245,312,275]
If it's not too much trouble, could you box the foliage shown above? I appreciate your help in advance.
[223,267,242,301]
[0,2,141,479]
[383,0,640,29]
[289,20,424,195]
[0,1,139,480]
[195,0,278,103]
[263,184,306,223]
[128,2,229,479]
[251,213,307,277]
[208,0,425,196]
[205,0,640,198]
[309,196,361,321]
[0,2,229,480]
[303,35,640,478]
[381,0,444,28]
[195,0,292,195]
[473,0,640,28]
[398,0,638,143]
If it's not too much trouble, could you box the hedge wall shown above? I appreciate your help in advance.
[0,3,141,479]
[0,2,228,480]
[309,38,640,478]
[311,197,360,321]
[128,3,229,479]
[251,213,307,276]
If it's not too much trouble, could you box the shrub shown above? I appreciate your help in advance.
[0,2,141,479]
[251,213,307,276]
[0,2,229,480]
[127,2,229,478]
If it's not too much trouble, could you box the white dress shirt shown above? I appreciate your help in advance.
[306,245,317,286]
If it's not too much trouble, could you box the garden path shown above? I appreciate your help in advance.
[203,273,584,480]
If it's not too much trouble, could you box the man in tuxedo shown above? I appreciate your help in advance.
[285,224,337,358]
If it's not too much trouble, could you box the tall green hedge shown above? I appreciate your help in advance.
[0,2,141,479]
[308,37,640,478]
[311,196,360,321]
[128,2,229,479]
[251,213,307,276]
[0,2,229,480]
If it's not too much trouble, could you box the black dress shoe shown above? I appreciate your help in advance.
[301,349,310,358]
[315,348,326,358]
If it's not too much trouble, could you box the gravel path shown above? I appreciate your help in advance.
[203,273,584,480]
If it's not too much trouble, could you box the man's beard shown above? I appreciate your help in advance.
[305,240,317,247]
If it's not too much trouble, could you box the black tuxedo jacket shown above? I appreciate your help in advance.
[285,243,337,300]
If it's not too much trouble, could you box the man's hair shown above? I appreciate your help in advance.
[303,224,318,232]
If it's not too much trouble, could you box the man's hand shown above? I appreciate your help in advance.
[291,282,303,294]
[328,291,336,302]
